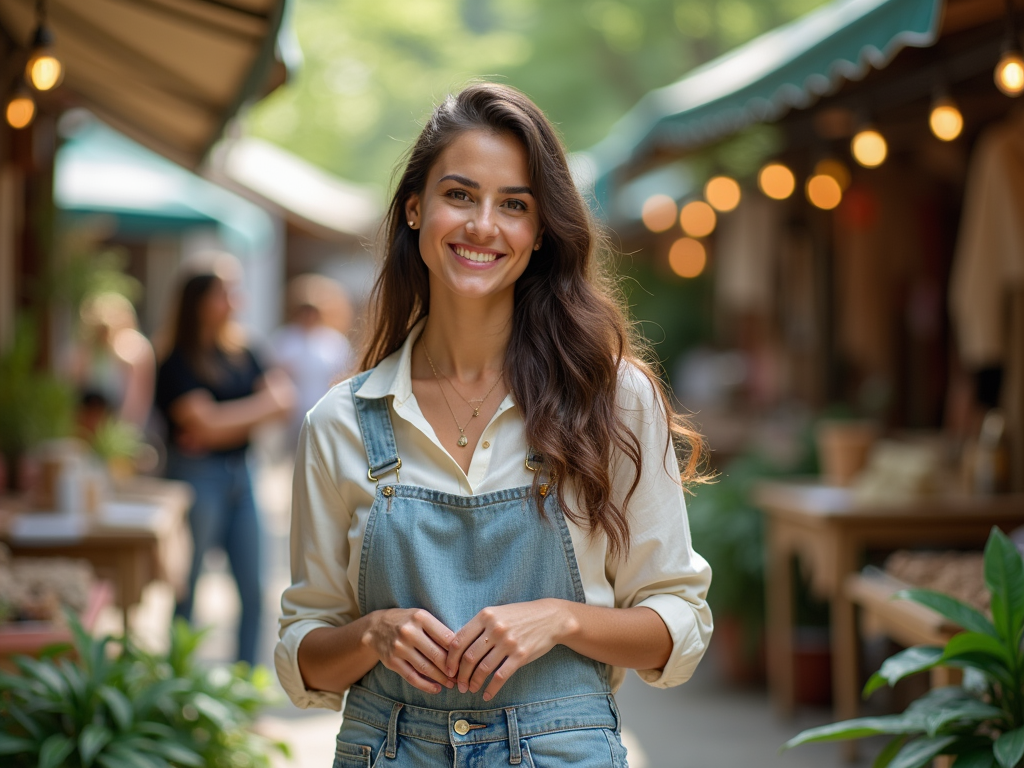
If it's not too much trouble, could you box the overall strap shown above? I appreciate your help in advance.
[351,370,402,483]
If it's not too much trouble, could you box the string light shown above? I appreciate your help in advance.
[704,176,741,212]
[679,201,716,237]
[6,91,35,129]
[25,0,62,92]
[806,174,843,210]
[814,159,851,191]
[929,97,963,141]
[995,50,1024,96]
[668,238,707,278]
[641,194,678,232]
[758,163,795,200]
[851,128,888,168]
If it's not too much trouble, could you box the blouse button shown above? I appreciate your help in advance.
[482,441,491,449]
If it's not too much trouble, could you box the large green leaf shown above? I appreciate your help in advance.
[898,589,999,638]
[865,647,945,697]
[946,654,1016,688]
[875,736,910,768]
[0,734,34,755]
[925,701,1006,736]
[147,739,204,767]
[890,736,959,768]
[995,727,1024,768]
[80,724,113,768]
[983,528,1024,645]
[943,633,1014,668]
[784,715,925,749]
[955,752,997,768]
[38,734,75,768]
[98,686,134,732]
[14,656,69,698]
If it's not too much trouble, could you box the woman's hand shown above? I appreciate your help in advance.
[363,608,457,695]
[445,599,576,701]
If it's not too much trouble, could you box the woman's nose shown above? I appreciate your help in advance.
[466,204,498,237]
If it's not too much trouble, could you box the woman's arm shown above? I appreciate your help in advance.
[170,367,294,450]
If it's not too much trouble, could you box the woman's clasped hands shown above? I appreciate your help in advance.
[363,599,574,701]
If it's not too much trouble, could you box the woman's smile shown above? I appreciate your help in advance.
[449,242,505,267]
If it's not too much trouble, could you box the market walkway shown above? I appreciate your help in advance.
[127,450,875,768]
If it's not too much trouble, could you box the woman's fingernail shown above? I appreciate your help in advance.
[458,682,468,693]
[483,693,492,701]
[445,680,454,688]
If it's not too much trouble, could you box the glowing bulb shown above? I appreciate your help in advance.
[6,94,35,129]
[26,52,63,91]
[814,159,851,191]
[806,174,843,210]
[995,51,1024,97]
[704,176,741,212]
[851,129,887,168]
[929,98,963,141]
[758,163,795,200]
[679,201,717,237]
[668,238,707,278]
[641,194,678,233]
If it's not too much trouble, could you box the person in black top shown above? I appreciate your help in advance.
[156,271,294,665]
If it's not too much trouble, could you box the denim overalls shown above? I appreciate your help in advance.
[333,371,629,768]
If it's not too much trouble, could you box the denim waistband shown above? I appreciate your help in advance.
[343,685,620,747]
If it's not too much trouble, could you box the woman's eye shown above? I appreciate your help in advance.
[505,199,527,211]
[448,189,470,201]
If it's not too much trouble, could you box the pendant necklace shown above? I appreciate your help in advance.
[423,344,503,447]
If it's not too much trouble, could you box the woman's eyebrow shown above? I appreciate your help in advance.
[438,174,533,196]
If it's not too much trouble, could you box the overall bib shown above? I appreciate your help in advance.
[334,372,629,768]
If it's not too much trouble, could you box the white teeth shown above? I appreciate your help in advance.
[454,245,498,263]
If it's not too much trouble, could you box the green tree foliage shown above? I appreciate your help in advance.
[247,0,829,187]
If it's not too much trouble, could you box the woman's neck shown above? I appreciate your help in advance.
[418,291,512,380]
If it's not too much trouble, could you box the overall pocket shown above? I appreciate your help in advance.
[522,727,626,768]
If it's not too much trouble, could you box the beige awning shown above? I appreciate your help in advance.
[0,0,288,168]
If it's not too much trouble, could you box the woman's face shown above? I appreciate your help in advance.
[406,129,543,303]
[199,279,232,333]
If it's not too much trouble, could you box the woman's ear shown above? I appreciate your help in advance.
[534,226,545,251]
[405,194,422,230]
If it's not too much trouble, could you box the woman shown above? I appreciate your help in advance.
[277,83,712,766]
[156,270,293,665]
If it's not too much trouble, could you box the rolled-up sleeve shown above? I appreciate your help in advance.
[275,411,359,710]
[608,367,713,689]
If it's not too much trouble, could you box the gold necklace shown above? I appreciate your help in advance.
[423,345,503,447]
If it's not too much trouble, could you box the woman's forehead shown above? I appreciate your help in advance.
[429,129,531,188]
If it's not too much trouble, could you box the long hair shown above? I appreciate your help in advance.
[361,82,706,557]
[165,273,244,385]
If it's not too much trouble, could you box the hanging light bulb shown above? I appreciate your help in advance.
[929,96,964,141]
[6,90,36,129]
[995,50,1024,96]
[668,238,707,278]
[24,0,62,92]
[679,200,717,237]
[758,163,795,200]
[704,175,742,212]
[641,194,678,232]
[851,128,888,168]
[806,174,843,210]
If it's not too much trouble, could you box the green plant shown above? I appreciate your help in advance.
[0,317,75,488]
[0,614,289,768]
[785,527,1024,768]
[90,418,143,463]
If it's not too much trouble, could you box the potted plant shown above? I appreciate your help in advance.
[785,527,1024,768]
[0,614,289,768]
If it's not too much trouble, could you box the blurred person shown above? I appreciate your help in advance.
[277,83,712,766]
[65,292,155,432]
[156,270,294,665]
[271,274,355,448]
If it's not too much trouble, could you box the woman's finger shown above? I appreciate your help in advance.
[481,654,524,702]
[407,648,455,689]
[389,657,445,695]
[468,646,504,694]
[446,620,484,678]
[456,632,492,691]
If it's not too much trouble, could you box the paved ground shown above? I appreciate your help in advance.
[120,451,880,768]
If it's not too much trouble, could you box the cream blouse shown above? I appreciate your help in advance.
[275,321,713,711]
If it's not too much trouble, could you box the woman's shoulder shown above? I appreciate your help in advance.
[305,374,362,434]
[615,359,664,413]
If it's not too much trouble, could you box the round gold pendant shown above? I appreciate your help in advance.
[457,435,468,447]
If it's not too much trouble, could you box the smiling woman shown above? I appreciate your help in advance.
[276,83,713,768]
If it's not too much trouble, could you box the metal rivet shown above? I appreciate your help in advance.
[482,441,490,449]
[382,486,394,497]
[539,484,549,497]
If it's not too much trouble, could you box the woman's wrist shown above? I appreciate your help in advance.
[547,599,582,646]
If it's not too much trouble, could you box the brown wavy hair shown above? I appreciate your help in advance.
[360,82,706,557]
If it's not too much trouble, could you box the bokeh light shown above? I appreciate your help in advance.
[668,237,707,278]
[6,94,35,129]
[929,98,963,141]
[704,176,741,212]
[851,129,888,168]
[679,200,717,237]
[641,194,678,232]
[814,158,851,190]
[758,163,795,200]
[806,174,843,210]
[995,51,1024,97]
[27,53,63,91]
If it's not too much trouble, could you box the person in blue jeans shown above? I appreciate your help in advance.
[156,269,293,665]
[277,83,714,767]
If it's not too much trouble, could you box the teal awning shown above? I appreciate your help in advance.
[587,0,944,212]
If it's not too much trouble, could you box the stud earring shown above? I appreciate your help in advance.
[534,243,541,250]
[408,221,415,228]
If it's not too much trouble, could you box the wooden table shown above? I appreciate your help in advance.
[756,480,1024,752]
[0,476,192,632]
